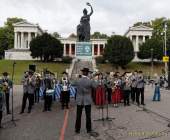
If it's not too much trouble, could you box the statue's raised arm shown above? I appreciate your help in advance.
[87,2,93,16]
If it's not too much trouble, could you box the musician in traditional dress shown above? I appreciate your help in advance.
[122,72,132,106]
[95,72,106,106]
[0,83,5,128]
[130,71,138,104]
[112,73,122,107]
[60,72,70,109]
[42,71,54,112]
[35,74,41,103]
[105,72,113,104]
[20,71,36,114]
[0,72,12,114]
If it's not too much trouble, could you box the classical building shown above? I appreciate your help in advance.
[5,21,153,61]
[5,21,43,60]
[125,25,153,60]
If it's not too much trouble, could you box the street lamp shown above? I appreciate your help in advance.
[151,48,154,76]
[164,22,168,76]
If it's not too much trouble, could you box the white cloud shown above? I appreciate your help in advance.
[0,0,170,37]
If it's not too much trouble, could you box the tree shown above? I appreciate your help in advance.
[52,32,60,38]
[138,37,163,60]
[104,35,134,67]
[68,33,77,38]
[0,17,24,58]
[91,32,108,39]
[30,33,63,62]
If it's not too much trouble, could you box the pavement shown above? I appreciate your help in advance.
[0,85,170,140]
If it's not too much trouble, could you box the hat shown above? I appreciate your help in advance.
[28,70,34,75]
[81,68,91,73]
[2,72,9,76]
[62,71,68,75]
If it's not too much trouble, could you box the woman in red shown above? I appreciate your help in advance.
[95,73,106,106]
[112,74,122,107]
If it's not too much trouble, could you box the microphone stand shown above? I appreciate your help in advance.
[11,61,18,126]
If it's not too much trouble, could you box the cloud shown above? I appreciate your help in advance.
[0,0,170,37]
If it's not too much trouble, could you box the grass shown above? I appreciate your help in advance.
[97,62,164,77]
[0,60,70,84]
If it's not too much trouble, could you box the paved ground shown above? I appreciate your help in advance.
[0,85,170,140]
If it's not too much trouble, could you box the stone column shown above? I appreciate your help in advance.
[143,36,145,43]
[35,32,38,37]
[21,32,24,49]
[92,44,94,57]
[136,36,139,52]
[63,44,66,56]
[28,32,31,49]
[130,35,133,41]
[69,44,72,56]
[14,32,18,49]
[18,33,21,48]
[97,44,100,56]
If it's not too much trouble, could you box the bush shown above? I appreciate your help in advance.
[95,56,106,64]
[62,56,72,63]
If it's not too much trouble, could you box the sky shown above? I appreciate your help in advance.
[0,0,170,37]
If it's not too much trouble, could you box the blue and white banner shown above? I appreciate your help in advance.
[39,84,76,99]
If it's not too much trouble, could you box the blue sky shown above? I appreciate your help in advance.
[0,0,170,37]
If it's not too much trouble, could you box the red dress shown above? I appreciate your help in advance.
[112,85,122,104]
[95,85,106,105]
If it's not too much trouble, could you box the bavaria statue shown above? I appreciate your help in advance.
[77,2,93,42]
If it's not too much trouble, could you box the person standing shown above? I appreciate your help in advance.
[153,75,161,101]
[73,68,97,135]
[0,72,12,114]
[60,72,70,110]
[0,83,5,128]
[42,71,54,112]
[20,71,29,114]
[27,71,36,113]
[130,71,138,104]
[122,73,131,106]
[35,75,41,103]
[136,71,145,106]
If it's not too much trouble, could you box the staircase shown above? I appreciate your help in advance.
[71,60,93,80]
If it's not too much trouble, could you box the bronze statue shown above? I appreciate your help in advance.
[77,3,93,42]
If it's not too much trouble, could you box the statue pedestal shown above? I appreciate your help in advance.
[76,42,92,60]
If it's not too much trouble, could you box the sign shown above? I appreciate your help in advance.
[76,42,92,56]
[163,56,169,62]
[76,42,92,60]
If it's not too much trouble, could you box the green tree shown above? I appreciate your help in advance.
[30,33,63,62]
[91,32,108,39]
[138,37,163,60]
[104,35,134,67]
[0,17,24,58]
[52,32,60,38]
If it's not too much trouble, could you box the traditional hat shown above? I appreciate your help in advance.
[81,68,91,73]
[2,72,9,76]
[28,70,34,75]
[62,71,68,75]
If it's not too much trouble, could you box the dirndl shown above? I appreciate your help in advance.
[95,85,106,105]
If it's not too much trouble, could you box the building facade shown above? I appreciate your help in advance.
[5,21,153,60]
[125,25,153,60]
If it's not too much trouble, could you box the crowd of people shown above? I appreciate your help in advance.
[0,68,162,133]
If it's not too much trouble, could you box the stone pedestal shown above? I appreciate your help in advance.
[76,42,92,60]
